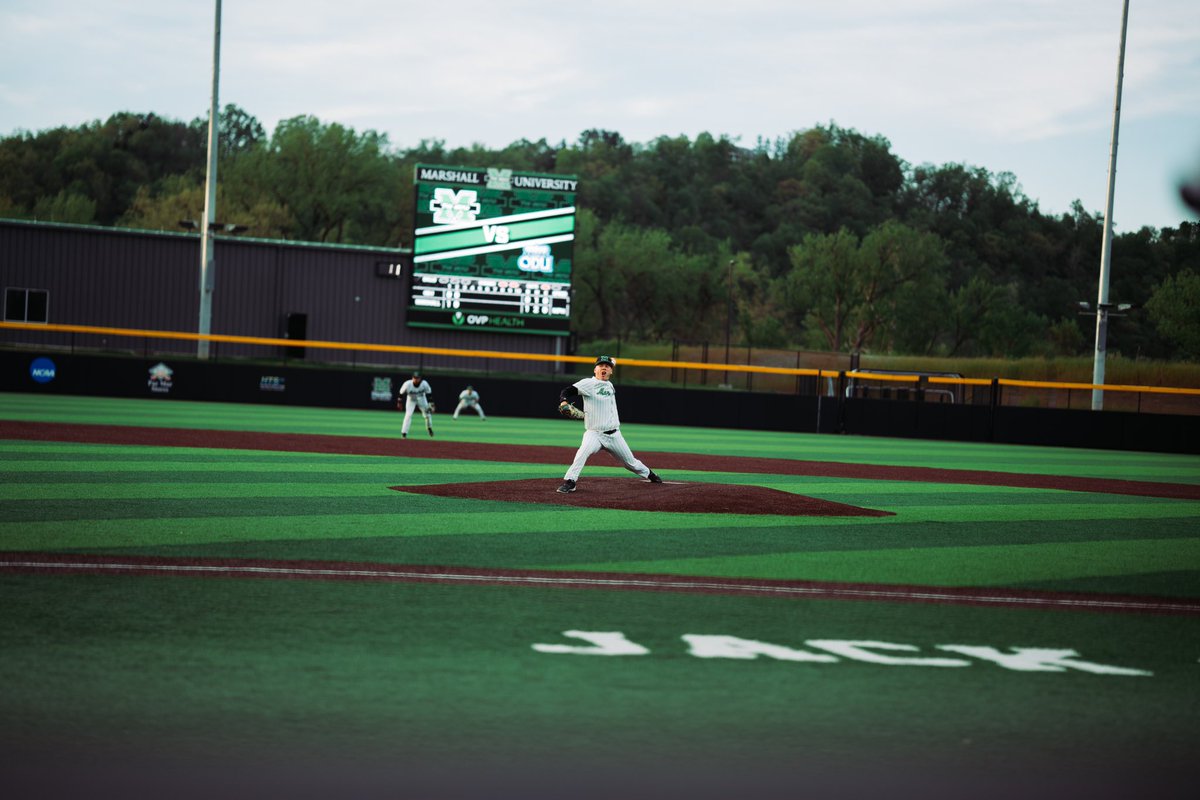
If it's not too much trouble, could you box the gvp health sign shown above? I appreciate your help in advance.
[409,163,577,337]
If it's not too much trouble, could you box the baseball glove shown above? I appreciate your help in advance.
[558,400,585,420]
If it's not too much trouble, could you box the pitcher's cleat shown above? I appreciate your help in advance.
[647,471,663,484]
[557,479,577,494]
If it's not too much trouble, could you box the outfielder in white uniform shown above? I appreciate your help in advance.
[557,355,662,493]
[397,372,434,438]
[453,385,486,420]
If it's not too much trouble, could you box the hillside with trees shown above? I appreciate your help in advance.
[2,106,1198,360]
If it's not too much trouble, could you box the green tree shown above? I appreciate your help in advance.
[1046,317,1087,357]
[974,283,1045,358]
[30,190,96,224]
[118,175,292,238]
[216,104,266,160]
[730,253,790,348]
[744,126,905,276]
[780,221,948,353]
[555,130,635,227]
[0,113,204,225]
[1145,269,1200,357]
[570,210,724,342]
[778,228,860,351]
[236,116,404,244]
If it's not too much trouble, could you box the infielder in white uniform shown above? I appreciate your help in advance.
[557,355,662,493]
[397,371,434,438]
[453,385,486,420]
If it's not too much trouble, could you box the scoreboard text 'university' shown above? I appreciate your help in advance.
[409,164,578,337]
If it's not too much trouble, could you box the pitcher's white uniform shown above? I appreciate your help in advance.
[563,376,651,482]
[398,375,434,437]
[453,386,486,419]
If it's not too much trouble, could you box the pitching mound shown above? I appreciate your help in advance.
[392,478,894,516]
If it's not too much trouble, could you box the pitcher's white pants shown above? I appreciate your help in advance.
[564,429,650,481]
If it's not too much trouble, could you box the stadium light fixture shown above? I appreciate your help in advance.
[180,219,244,234]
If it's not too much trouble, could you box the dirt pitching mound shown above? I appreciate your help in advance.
[393,478,894,516]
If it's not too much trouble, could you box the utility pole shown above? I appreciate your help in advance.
[1092,0,1130,410]
[724,259,733,386]
[197,0,222,360]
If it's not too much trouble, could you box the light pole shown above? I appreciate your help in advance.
[197,0,222,360]
[724,259,734,386]
[1092,0,1130,410]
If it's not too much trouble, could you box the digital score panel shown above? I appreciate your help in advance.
[408,164,578,336]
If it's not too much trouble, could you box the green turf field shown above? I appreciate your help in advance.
[2,392,1198,796]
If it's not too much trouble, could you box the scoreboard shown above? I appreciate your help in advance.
[408,164,577,336]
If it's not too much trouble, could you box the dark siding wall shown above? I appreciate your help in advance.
[2,223,196,352]
[0,220,561,373]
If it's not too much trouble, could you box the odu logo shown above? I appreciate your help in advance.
[30,357,56,384]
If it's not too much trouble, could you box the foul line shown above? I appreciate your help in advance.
[3,555,1198,616]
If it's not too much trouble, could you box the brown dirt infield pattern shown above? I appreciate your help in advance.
[394,477,895,516]
[5,420,1199,615]
[4,419,1199,500]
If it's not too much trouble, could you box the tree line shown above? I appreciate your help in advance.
[1,106,1198,360]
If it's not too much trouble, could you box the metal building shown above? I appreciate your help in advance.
[0,219,563,373]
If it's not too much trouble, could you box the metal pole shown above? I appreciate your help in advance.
[724,259,733,385]
[1092,0,1129,410]
[197,0,222,360]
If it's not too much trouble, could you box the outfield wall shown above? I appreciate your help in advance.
[4,349,1197,454]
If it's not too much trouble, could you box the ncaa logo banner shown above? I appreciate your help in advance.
[30,357,57,384]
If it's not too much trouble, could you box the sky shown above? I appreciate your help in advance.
[2,0,1199,233]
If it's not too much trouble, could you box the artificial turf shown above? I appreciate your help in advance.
[2,391,1198,795]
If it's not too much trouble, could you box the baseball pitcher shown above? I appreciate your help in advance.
[556,355,662,493]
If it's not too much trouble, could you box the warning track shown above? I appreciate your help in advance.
[3,553,1199,616]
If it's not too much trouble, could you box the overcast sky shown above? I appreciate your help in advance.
[2,0,1199,232]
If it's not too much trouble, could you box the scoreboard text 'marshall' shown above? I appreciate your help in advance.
[408,164,578,337]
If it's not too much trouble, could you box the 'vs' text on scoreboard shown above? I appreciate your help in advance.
[408,164,577,337]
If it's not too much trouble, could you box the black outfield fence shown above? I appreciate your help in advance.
[3,346,1198,455]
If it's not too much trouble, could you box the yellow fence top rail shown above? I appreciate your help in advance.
[4,320,1199,398]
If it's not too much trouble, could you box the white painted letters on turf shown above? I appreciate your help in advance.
[936,645,1152,676]
[806,639,971,667]
[682,635,837,662]
[532,631,1152,676]
[531,630,650,656]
